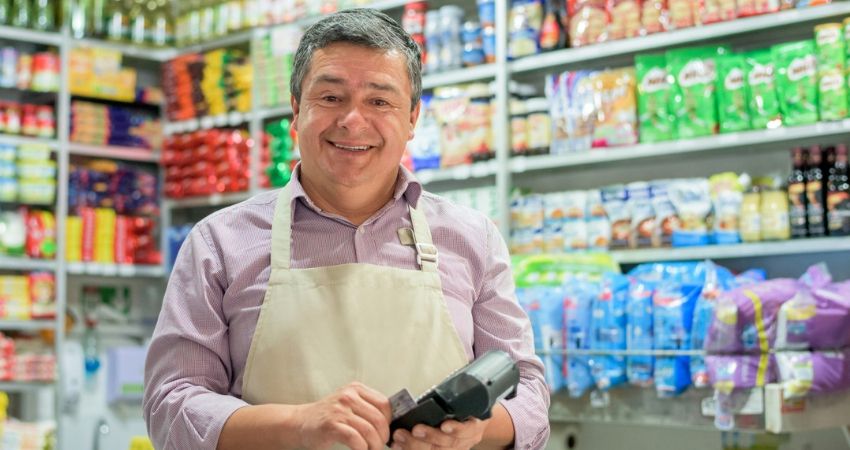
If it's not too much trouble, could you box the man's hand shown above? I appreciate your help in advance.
[294,382,392,450]
[390,418,489,450]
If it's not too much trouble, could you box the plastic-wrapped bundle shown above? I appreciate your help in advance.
[776,349,850,399]
[690,261,724,388]
[775,281,850,351]
[626,279,655,387]
[518,287,566,392]
[588,274,629,390]
[707,353,776,394]
[653,281,702,396]
[564,280,596,398]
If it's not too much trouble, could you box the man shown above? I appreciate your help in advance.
[143,8,549,450]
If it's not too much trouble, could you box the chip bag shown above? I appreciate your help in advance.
[772,40,819,126]
[667,46,727,139]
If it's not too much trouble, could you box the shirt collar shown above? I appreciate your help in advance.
[289,162,424,214]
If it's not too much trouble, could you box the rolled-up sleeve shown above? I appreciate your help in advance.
[473,219,550,450]
[143,225,248,450]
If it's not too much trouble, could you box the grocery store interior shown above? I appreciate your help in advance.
[1,0,850,449]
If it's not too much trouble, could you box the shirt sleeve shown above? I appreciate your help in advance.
[472,219,551,450]
[143,224,248,450]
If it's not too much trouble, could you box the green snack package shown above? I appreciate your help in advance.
[635,53,674,143]
[716,54,751,133]
[815,23,848,121]
[772,40,819,126]
[744,50,782,129]
[666,46,728,139]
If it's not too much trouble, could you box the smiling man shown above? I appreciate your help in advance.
[143,9,549,450]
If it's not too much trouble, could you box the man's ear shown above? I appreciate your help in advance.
[291,95,300,132]
[408,100,422,141]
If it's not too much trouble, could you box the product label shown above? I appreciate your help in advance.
[724,68,745,90]
[788,56,817,82]
[816,27,841,46]
[641,67,669,93]
[748,64,774,86]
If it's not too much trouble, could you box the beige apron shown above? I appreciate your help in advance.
[242,183,468,410]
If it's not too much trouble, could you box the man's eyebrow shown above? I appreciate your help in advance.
[313,74,401,96]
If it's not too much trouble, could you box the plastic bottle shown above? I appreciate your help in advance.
[129,0,146,44]
[32,0,53,30]
[739,190,761,242]
[106,0,127,41]
[11,0,30,28]
[0,0,9,25]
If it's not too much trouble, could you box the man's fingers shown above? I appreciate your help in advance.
[331,423,369,450]
[349,382,393,420]
[338,386,391,443]
[410,424,460,447]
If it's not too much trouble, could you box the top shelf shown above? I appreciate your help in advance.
[511,3,850,74]
[0,25,62,46]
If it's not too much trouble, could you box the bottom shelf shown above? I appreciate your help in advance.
[550,384,850,434]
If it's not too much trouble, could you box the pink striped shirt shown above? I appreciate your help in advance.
[143,165,550,450]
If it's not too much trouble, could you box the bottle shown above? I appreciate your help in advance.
[226,0,243,33]
[185,0,201,44]
[199,0,215,42]
[151,0,172,46]
[129,0,146,44]
[70,0,88,38]
[827,144,850,236]
[213,0,228,37]
[91,0,106,37]
[32,0,53,30]
[538,0,566,51]
[0,0,9,25]
[805,145,826,237]
[740,189,762,242]
[761,189,790,241]
[106,0,127,41]
[11,0,30,28]
[787,147,808,238]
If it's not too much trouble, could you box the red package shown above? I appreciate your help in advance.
[568,0,610,47]
[609,0,643,40]
[29,272,55,320]
[668,0,696,28]
[640,0,670,34]
[80,207,96,262]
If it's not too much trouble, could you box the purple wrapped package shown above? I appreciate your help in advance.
[707,354,776,394]
[775,284,850,350]
[776,349,850,399]
[705,279,799,354]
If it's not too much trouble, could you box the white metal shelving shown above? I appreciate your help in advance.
[0,320,58,331]
[67,143,159,163]
[511,2,850,74]
[65,262,167,278]
[0,256,57,272]
[422,64,498,89]
[163,191,255,209]
[0,381,55,393]
[0,24,63,45]
[610,237,850,264]
[0,134,59,149]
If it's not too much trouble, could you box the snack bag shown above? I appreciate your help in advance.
[667,0,695,29]
[636,53,674,143]
[815,23,848,121]
[744,50,782,129]
[568,0,609,47]
[640,0,670,34]
[697,0,737,25]
[772,40,819,126]
[601,184,630,249]
[667,46,727,139]
[546,73,570,155]
[567,71,596,151]
[609,0,642,40]
[627,181,656,248]
[591,68,638,147]
[668,178,712,247]
[716,54,751,133]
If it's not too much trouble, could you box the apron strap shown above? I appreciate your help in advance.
[270,183,293,270]
[409,204,438,273]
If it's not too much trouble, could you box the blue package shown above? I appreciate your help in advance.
[522,287,567,392]
[655,356,691,397]
[567,356,594,398]
[589,274,629,390]
[627,279,655,387]
[564,280,595,350]
[691,262,722,388]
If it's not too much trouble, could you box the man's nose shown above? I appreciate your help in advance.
[336,103,369,131]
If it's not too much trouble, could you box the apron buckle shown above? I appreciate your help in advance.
[415,242,438,267]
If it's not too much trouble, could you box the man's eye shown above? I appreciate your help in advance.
[373,99,389,107]
[323,96,339,102]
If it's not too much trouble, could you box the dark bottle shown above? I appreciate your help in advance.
[827,144,850,236]
[11,0,30,28]
[538,0,566,51]
[788,147,808,238]
[806,145,827,237]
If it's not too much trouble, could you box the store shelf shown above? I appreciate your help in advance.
[163,191,254,209]
[0,134,59,149]
[255,105,294,121]
[66,263,167,278]
[0,381,54,393]
[542,349,705,357]
[414,160,499,185]
[422,64,498,90]
[67,143,159,163]
[0,25,62,46]
[765,383,850,433]
[0,320,57,331]
[511,3,850,74]
[0,256,56,272]
[175,29,256,56]
[611,237,850,264]
[71,38,177,61]
[511,120,850,174]
[164,112,251,135]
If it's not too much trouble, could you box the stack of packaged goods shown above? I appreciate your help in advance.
[162,129,252,198]
[440,186,501,226]
[0,207,56,261]
[70,101,162,150]
[68,48,138,103]
[0,47,60,93]
[0,333,55,382]
[509,97,552,156]
[508,0,831,59]
[163,49,252,122]
[0,0,60,31]
[67,160,161,266]
[262,119,297,188]
[510,143,850,255]
[705,263,850,429]
[415,1,493,74]
[0,273,55,321]
[0,102,55,138]
[254,25,302,109]
[0,144,56,206]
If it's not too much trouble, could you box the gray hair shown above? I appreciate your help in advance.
[290,8,423,111]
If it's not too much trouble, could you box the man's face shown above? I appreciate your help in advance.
[292,42,420,191]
